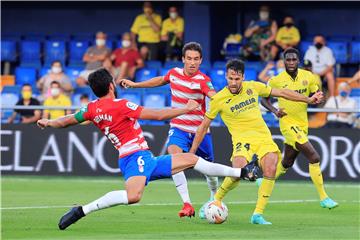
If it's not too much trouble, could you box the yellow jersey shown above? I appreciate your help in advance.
[206,81,273,145]
[275,26,301,45]
[43,94,72,120]
[161,17,184,36]
[268,69,319,129]
[131,13,162,43]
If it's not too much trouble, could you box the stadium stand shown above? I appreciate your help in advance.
[135,68,158,82]
[15,67,37,86]
[1,40,17,62]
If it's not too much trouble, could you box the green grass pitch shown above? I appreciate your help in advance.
[1,176,359,240]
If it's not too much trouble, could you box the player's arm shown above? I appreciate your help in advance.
[139,99,199,121]
[189,116,212,154]
[270,88,324,104]
[260,97,287,118]
[120,76,167,89]
[37,114,79,129]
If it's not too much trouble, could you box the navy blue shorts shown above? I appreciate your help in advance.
[166,127,214,162]
[118,150,172,185]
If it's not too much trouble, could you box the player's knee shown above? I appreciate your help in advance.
[127,192,142,204]
[263,154,278,176]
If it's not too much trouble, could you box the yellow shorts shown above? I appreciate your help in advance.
[231,138,281,165]
[281,124,308,150]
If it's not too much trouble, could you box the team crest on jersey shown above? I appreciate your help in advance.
[246,89,253,96]
[126,102,139,110]
[302,80,308,86]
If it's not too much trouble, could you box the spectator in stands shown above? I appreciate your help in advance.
[76,31,111,86]
[161,6,184,61]
[348,70,360,85]
[43,81,72,120]
[7,84,41,124]
[304,35,336,96]
[37,60,72,101]
[103,58,120,80]
[242,5,278,61]
[258,59,285,82]
[275,16,301,51]
[79,94,90,107]
[303,59,322,91]
[324,82,357,128]
[131,1,162,61]
[111,32,144,81]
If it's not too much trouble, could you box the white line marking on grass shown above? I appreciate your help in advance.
[2,199,359,210]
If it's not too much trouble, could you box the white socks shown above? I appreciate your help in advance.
[172,171,191,203]
[82,190,128,215]
[206,176,218,199]
[194,157,241,177]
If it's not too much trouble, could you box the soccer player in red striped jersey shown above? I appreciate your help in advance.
[37,68,259,230]
[121,42,218,218]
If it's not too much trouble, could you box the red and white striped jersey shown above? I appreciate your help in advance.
[80,98,149,158]
[164,67,215,133]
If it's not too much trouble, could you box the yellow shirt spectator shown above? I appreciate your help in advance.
[161,17,184,37]
[43,94,72,120]
[131,13,162,43]
[276,26,301,46]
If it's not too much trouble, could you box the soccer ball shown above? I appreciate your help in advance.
[204,201,228,224]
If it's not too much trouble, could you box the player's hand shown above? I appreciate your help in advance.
[308,91,324,104]
[37,119,49,129]
[119,79,136,89]
[274,108,287,118]
[185,99,199,111]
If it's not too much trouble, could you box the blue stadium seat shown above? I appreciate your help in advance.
[20,61,42,70]
[15,67,37,86]
[72,33,94,41]
[200,60,211,74]
[145,60,162,70]
[164,61,183,69]
[246,61,265,73]
[74,86,94,97]
[65,67,83,85]
[350,88,360,97]
[69,40,89,65]
[39,67,50,78]
[24,33,46,41]
[1,85,21,95]
[119,89,142,105]
[2,33,22,41]
[135,68,157,82]
[143,92,166,108]
[299,41,312,57]
[224,43,242,58]
[350,41,360,63]
[213,61,226,70]
[159,68,171,76]
[209,69,227,91]
[1,93,20,123]
[48,34,70,41]
[244,68,257,81]
[20,40,41,62]
[327,41,348,64]
[328,35,353,42]
[44,40,66,65]
[1,40,17,62]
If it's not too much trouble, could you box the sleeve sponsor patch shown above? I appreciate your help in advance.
[126,102,139,111]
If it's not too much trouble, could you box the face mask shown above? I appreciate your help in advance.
[285,23,293,28]
[122,40,131,48]
[51,66,62,74]
[80,102,88,108]
[339,91,348,97]
[259,11,269,20]
[50,88,60,97]
[22,91,32,100]
[169,12,177,19]
[96,39,106,47]
[315,42,323,50]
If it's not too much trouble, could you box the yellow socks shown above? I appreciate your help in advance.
[275,160,287,179]
[214,177,240,201]
[309,162,328,200]
[254,177,275,215]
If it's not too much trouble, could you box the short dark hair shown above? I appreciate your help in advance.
[88,68,114,98]
[182,42,202,58]
[283,47,300,59]
[80,94,89,100]
[226,59,245,74]
[50,81,60,87]
[51,60,62,66]
[22,83,32,88]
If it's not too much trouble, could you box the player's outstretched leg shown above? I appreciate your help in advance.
[58,176,146,230]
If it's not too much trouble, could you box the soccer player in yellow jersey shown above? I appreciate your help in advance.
[190,59,323,224]
[262,47,338,209]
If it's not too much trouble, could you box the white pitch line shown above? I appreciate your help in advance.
[1,199,359,210]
